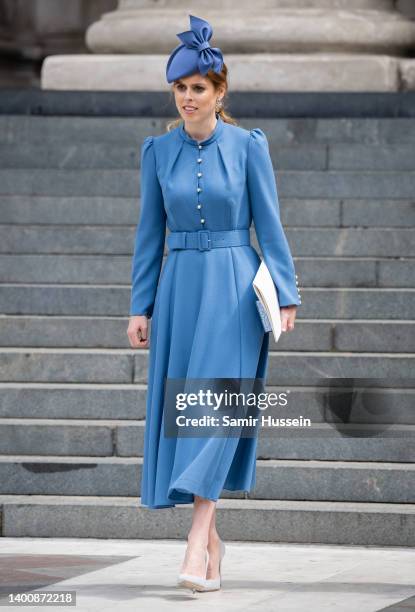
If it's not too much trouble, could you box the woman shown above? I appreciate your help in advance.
[127,14,301,593]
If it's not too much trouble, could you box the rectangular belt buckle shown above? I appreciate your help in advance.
[197,229,211,251]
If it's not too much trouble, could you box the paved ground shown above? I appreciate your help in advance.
[0,537,414,611]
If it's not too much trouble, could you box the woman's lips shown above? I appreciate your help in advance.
[183,106,197,113]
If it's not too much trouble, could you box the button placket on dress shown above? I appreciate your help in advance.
[179,115,223,231]
[196,143,205,225]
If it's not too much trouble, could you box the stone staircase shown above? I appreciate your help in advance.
[0,113,414,545]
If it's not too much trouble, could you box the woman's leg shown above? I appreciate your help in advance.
[180,494,216,576]
[206,504,222,580]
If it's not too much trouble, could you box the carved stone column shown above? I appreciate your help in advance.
[41,0,415,91]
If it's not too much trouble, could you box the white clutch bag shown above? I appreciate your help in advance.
[252,260,282,343]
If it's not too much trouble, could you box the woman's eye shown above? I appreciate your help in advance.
[176,84,204,92]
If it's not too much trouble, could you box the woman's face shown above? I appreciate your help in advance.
[173,73,224,123]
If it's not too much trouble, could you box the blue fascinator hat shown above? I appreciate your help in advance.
[166,14,224,83]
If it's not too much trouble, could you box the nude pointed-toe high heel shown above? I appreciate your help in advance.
[177,550,209,592]
[203,539,226,591]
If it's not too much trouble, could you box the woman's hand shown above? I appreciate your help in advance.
[127,315,149,349]
[280,305,297,332]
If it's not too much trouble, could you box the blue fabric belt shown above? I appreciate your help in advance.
[167,229,251,252]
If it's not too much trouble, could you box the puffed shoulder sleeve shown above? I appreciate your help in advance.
[129,136,167,317]
[247,128,301,307]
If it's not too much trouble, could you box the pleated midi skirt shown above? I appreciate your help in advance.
[140,243,269,509]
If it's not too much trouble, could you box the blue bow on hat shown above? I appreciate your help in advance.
[166,14,224,83]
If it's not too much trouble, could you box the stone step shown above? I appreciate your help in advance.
[2,142,415,171]
[0,383,148,420]
[0,226,413,257]
[1,196,414,228]
[0,348,414,383]
[1,286,414,319]
[249,460,415,504]
[1,116,415,145]
[256,427,415,462]
[117,0,397,15]
[1,494,414,546]
[0,419,413,462]
[1,169,414,198]
[3,89,414,117]
[85,7,415,56]
[1,254,414,287]
[51,54,411,93]
[327,143,415,171]
[1,316,414,353]
[0,455,413,503]
[1,384,413,424]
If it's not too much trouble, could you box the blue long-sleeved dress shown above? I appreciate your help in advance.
[130,115,301,509]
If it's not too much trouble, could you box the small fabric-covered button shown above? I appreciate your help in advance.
[197,172,202,177]
[197,158,202,163]
[197,204,202,209]
[197,187,202,192]
[198,145,202,149]
[200,218,205,223]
